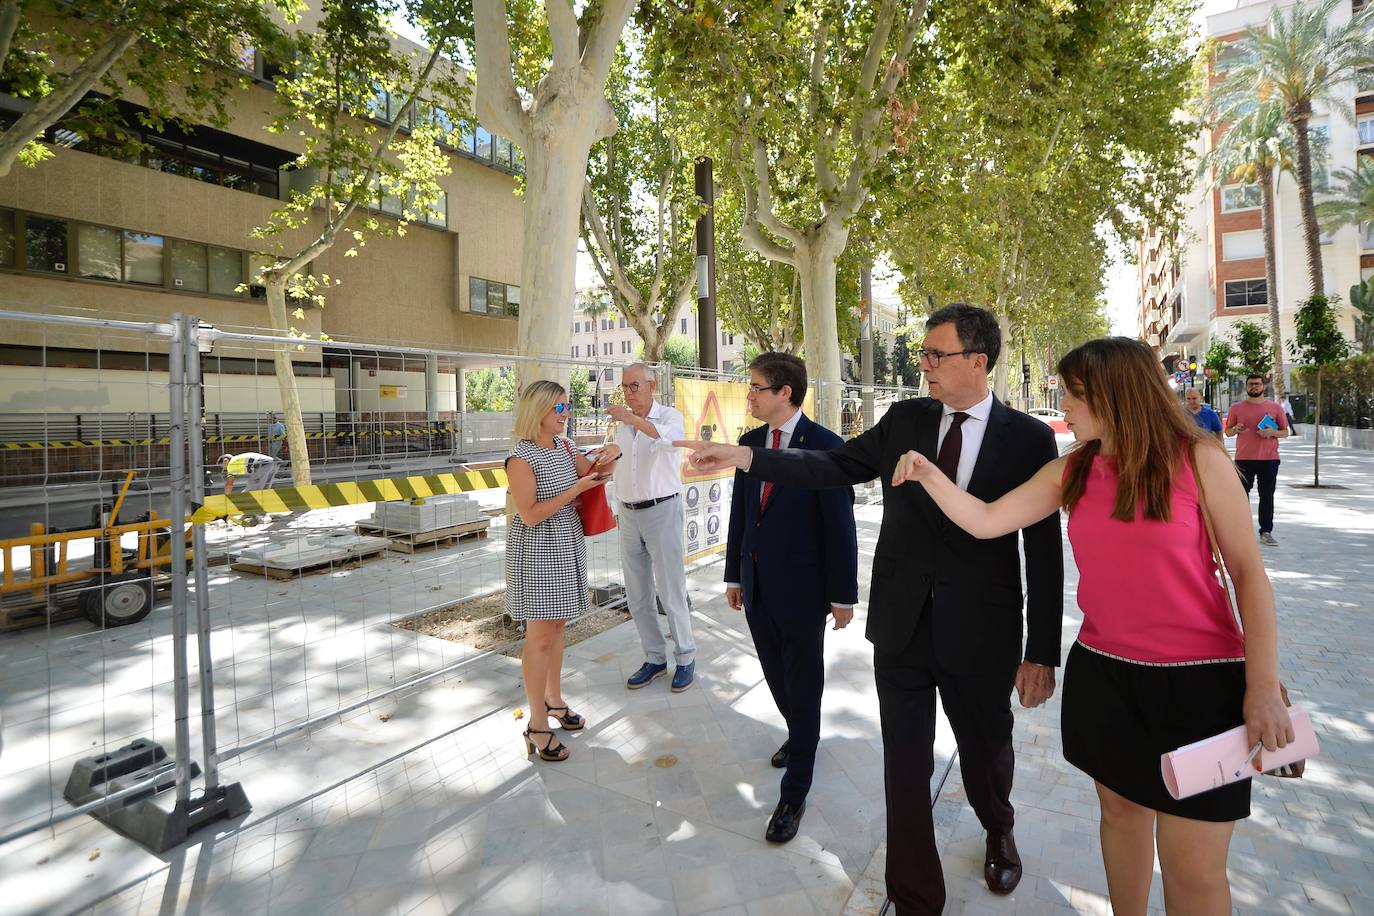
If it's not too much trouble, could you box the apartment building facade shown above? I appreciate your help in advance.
[1142,0,1366,383]
[0,20,525,426]
[569,305,745,400]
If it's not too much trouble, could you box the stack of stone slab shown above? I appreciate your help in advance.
[362,494,485,534]
[229,531,391,577]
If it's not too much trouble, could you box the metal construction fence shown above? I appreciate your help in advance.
[0,309,662,861]
[0,308,919,879]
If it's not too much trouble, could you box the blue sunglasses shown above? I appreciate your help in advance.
[553,403,571,414]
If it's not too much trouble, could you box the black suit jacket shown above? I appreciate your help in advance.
[724,414,859,615]
[747,396,1063,674]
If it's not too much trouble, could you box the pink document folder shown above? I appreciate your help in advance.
[1161,706,1318,801]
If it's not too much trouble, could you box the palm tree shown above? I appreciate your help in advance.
[1197,100,1297,397]
[1220,0,1374,299]
[1316,154,1374,237]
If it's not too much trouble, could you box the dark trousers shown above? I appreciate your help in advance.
[745,598,826,806]
[874,608,1017,916]
[1236,459,1280,533]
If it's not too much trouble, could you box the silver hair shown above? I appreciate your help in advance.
[622,362,654,383]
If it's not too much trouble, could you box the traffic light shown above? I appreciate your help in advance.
[1022,363,1031,384]
[1188,359,1198,381]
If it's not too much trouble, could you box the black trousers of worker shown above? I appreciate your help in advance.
[745,594,826,807]
[874,604,1017,916]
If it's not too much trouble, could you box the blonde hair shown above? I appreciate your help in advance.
[511,379,567,445]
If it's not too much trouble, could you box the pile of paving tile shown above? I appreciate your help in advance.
[361,494,485,534]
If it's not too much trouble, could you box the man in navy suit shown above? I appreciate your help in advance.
[724,352,859,843]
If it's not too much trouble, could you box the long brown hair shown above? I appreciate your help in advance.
[1058,337,1217,522]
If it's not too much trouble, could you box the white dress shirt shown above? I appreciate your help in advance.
[761,408,804,504]
[936,391,994,491]
[726,407,853,609]
[612,400,686,503]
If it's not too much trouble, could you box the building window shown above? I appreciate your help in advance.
[0,208,14,267]
[170,239,208,292]
[1360,116,1374,146]
[469,277,519,317]
[619,316,626,328]
[1223,279,1267,308]
[1221,184,1261,212]
[26,215,68,273]
[1,207,259,299]
[77,223,120,280]
[209,247,242,295]
[603,342,613,356]
[1221,229,1263,261]
[680,317,687,333]
[572,345,579,358]
[1214,40,1255,74]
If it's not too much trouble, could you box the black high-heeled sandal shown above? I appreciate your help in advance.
[523,726,569,761]
[545,703,584,730]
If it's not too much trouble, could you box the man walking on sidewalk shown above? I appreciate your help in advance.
[610,363,698,692]
[1226,374,1290,547]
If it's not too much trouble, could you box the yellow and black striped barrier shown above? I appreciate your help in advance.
[190,466,508,524]
[1,426,461,450]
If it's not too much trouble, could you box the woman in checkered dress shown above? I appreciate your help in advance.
[505,380,620,761]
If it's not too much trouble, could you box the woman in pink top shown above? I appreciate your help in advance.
[893,338,1292,916]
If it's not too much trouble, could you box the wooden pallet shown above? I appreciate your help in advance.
[0,600,81,631]
[230,547,387,580]
[355,518,491,554]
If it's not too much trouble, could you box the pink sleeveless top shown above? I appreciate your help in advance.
[1065,452,1245,664]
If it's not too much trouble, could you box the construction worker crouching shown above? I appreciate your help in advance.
[218,452,279,525]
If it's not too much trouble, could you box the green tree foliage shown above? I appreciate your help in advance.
[250,0,468,484]
[1290,294,1352,485]
[581,34,700,362]
[1203,338,1238,381]
[637,334,698,370]
[887,0,1198,394]
[465,368,516,412]
[0,0,289,175]
[1351,279,1374,354]
[1232,320,1272,376]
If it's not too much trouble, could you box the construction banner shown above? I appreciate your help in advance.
[191,467,507,525]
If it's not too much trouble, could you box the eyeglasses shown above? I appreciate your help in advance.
[553,403,571,414]
[620,382,645,393]
[747,384,780,395]
[917,348,977,367]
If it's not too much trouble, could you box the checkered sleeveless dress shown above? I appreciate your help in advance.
[504,437,589,621]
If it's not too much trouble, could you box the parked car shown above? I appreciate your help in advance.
[1028,407,1069,434]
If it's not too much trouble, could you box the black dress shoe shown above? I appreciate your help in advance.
[770,740,790,769]
[765,800,805,843]
[984,829,1023,895]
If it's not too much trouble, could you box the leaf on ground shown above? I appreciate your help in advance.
[513,708,524,719]
[378,713,392,722]
[88,849,100,861]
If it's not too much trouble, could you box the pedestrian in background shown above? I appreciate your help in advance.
[1185,388,1223,444]
[505,380,619,762]
[1226,374,1290,547]
[891,337,1292,916]
[267,413,286,460]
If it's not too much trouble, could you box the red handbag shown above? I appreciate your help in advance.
[562,440,617,536]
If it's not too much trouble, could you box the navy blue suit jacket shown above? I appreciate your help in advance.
[724,413,859,616]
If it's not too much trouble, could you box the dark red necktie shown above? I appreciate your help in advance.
[760,427,782,509]
[936,412,969,483]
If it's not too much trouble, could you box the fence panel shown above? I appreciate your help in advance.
[0,309,200,853]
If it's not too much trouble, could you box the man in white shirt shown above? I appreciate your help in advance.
[610,363,697,692]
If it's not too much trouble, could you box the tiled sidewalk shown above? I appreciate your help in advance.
[13,439,1374,915]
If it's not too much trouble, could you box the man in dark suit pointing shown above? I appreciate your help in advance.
[677,304,1063,915]
[724,353,858,844]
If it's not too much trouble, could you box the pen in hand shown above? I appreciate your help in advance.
[1235,741,1263,778]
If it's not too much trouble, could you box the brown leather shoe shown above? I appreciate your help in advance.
[984,829,1022,895]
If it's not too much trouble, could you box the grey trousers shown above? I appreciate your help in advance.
[618,496,696,666]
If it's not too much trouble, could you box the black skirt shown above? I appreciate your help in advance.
[1061,641,1251,822]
